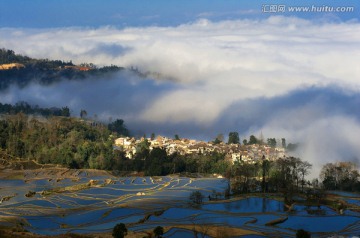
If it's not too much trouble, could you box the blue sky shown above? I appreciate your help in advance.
[0,0,359,28]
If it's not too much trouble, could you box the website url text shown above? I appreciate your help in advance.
[262,5,355,13]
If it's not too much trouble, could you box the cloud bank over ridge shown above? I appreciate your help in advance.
[1,16,360,176]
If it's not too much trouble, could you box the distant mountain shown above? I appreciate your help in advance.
[0,48,125,91]
[0,48,74,67]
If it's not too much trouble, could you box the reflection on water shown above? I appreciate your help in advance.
[1,175,360,237]
[203,197,284,213]
[0,176,229,235]
[278,215,360,233]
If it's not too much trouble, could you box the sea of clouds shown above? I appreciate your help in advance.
[1,16,360,177]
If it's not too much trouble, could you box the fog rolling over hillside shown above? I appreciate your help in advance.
[1,17,360,177]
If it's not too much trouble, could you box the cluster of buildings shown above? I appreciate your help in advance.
[0,62,92,71]
[114,136,286,164]
[63,65,92,71]
[0,63,25,70]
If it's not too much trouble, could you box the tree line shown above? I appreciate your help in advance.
[229,156,313,203]
[0,109,359,194]
[215,132,298,151]
[0,101,70,117]
[114,138,231,176]
[320,161,360,191]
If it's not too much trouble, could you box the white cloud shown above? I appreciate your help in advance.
[1,16,360,176]
[2,16,359,124]
[258,114,360,178]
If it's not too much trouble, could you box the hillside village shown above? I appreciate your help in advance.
[115,136,287,164]
[0,63,25,70]
[0,62,92,71]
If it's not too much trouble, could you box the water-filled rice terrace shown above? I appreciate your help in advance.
[1,170,360,237]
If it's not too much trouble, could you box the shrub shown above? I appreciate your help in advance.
[189,190,203,205]
[296,229,311,238]
[112,223,127,238]
[153,226,164,238]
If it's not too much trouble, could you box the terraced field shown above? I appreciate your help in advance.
[1,169,360,237]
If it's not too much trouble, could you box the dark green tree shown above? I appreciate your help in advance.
[108,119,130,136]
[80,109,87,119]
[287,143,299,151]
[228,132,240,144]
[135,139,150,159]
[171,153,186,173]
[296,229,311,238]
[61,107,70,117]
[320,162,359,191]
[231,161,258,194]
[189,190,203,205]
[153,226,164,238]
[0,102,72,117]
[133,139,150,171]
[145,147,168,176]
[299,161,312,191]
[112,223,127,238]
[262,155,271,193]
[249,135,258,145]
[267,138,276,147]
[213,134,224,144]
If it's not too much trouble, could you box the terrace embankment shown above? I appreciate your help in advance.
[0,159,113,181]
[172,224,261,237]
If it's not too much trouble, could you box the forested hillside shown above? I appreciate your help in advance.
[0,111,229,176]
[0,113,117,169]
